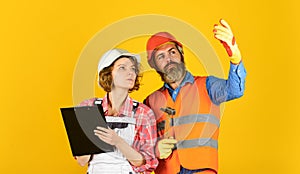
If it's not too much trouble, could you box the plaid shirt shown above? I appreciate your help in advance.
[79,95,158,173]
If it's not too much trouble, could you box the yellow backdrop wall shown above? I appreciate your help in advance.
[1,0,299,173]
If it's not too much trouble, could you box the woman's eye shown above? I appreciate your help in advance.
[119,66,125,70]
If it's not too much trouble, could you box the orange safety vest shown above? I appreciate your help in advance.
[146,76,220,174]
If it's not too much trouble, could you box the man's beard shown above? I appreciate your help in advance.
[160,62,186,84]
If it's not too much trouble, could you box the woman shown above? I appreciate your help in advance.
[75,48,158,173]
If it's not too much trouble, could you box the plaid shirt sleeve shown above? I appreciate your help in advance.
[78,98,97,106]
[131,103,158,173]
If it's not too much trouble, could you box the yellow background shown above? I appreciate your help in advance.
[1,0,299,173]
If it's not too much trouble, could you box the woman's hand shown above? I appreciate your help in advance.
[75,155,91,166]
[94,127,122,146]
[94,126,145,166]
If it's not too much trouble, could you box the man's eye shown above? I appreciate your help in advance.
[157,54,164,60]
[170,50,176,55]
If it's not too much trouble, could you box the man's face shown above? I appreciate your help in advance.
[153,43,186,83]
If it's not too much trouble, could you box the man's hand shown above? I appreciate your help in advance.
[156,137,177,159]
[213,19,242,64]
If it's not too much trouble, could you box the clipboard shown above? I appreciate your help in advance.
[60,106,114,156]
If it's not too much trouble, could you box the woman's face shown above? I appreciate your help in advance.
[111,57,137,91]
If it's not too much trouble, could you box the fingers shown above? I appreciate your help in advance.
[213,19,241,59]
[159,138,177,149]
[94,128,108,140]
[94,127,114,144]
[213,24,233,44]
[160,142,175,149]
[160,138,177,144]
[214,32,232,43]
[157,138,178,159]
[160,150,172,159]
[160,151,172,159]
[96,126,110,131]
[219,19,232,31]
[94,127,109,136]
[214,24,231,34]
[213,19,236,45]
[95,134,111,144]
[214,27,232,38]
[158,143,173,159]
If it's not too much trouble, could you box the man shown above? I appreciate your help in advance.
[144,19,246,174]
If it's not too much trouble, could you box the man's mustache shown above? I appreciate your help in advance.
[163,62,180,72]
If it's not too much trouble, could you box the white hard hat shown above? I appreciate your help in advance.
[97,48,141,74]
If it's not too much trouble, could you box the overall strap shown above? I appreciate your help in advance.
[94,98,139,117]
[88,98,105,164]
[94,98,105,117]
[131,100,139,117]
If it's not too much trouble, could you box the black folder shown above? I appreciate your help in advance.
[60,106,114,156]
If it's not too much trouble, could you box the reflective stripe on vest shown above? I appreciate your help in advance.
[177,138,218,149]
[172,114,220,127]
[172,114,219,150]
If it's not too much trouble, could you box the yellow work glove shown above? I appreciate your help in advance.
[213,19,242,64]
[156,137,178,159]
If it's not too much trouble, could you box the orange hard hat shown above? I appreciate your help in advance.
[146,32,183,68]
